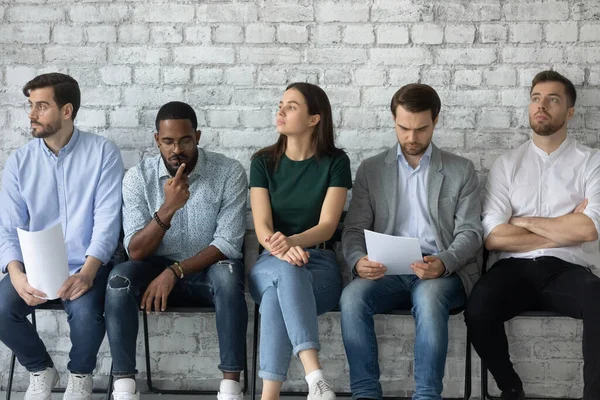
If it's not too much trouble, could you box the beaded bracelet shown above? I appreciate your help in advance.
[153,211,170,230]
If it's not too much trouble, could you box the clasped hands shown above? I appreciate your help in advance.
[266,232,310,267]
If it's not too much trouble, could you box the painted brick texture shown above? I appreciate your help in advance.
[0,1,598,398]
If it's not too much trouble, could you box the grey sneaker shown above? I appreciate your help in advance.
[307,379,336,400]
[63,373,93,400]
[25,367,59,400]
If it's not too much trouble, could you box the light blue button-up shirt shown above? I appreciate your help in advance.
[394,142,439,255]
[0,128,124,274]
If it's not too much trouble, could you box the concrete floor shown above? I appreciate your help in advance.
[0,394,310,400]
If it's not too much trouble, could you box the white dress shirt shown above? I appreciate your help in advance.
[482,137,600,273]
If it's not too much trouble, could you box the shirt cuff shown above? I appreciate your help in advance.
[583,209,600,239]
[482,218,506,240]
[210,238,243,261]
[1,251,24,274]
[85,242,112,265]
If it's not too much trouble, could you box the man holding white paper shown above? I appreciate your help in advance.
[340,84,483,400]
[0,73,124,400]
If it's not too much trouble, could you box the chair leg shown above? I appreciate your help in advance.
[6,352,16,400]
[464,333,471,400]
[481,358,488,400]
[142,312,156,393]
[106,362,114,400]
[6,311,37,400]
[242,339,248,394]
[252,303,260,400]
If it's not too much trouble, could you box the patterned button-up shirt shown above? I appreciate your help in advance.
[122,148,247,261]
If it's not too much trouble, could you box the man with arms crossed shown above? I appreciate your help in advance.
[465,71,600,400]
[0,73,124,400]
[340,84,483,400]
[105,101,248,400]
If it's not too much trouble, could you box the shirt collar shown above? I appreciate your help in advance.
[158,147,203,178]
[39,127,81,157]
[530,136,572,160]
[396,142,433,169]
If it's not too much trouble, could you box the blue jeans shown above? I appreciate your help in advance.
[105,257,247,377]
[0,265,110,374]
[249,249,342,382]
[339,274,466,400]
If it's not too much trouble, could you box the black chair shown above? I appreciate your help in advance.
[251,303,472,400]
[138,305,248,395]
[5,301,112,400]
[479,251,579,400]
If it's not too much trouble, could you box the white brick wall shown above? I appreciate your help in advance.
[1,0,599,398]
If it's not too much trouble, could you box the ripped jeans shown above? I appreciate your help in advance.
[105,256,247,377]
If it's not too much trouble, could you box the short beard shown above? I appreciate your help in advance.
[30,119,61,139]
[401,141,429,156]
[160,151,198,177]
[530,114,567,136]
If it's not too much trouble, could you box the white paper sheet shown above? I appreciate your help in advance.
[364,229,424,275]
[17,224,70,300]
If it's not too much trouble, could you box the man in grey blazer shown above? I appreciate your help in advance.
[339,83,483,400]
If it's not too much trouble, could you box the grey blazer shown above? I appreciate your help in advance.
[342,144,483,295]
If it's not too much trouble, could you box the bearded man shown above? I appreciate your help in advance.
[340,83,483,400]
[465,70,600,400]
[0,72,124,400]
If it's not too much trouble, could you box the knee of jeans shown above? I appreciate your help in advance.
[108,274,131,290]
[278,262,310,283]
[339,282,371,317]
[412,283,451,316]
[106,266,136,305]
[67,301,103,325]
[0,301,13,329]
[210,262,244,298]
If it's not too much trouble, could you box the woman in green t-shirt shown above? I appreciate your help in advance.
[249,82,352,400]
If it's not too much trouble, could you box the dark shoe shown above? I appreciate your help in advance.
[501,388,525,400]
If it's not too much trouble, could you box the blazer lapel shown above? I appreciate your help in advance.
[427,144,445,248]
[382,146,398,233]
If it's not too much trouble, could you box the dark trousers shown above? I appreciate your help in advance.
[465,256,600,400]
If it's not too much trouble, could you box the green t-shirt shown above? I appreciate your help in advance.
[249,152,353,237]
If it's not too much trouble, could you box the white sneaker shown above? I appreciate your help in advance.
[307,379,336,400]
[112,378,140,400]
[217,379,243,400]
[63,373,93,400]
[25,367,59,400]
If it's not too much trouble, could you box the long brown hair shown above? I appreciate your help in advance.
[252,82,344,170]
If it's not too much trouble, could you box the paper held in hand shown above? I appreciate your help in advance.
[17,223,70,300]
[364,229,423,275]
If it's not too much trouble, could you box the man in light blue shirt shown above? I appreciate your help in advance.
[105,101,248,400]
[0,73,124,400]
[340,84,483,400]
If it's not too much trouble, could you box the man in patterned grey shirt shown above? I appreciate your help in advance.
[105,102,248,400]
